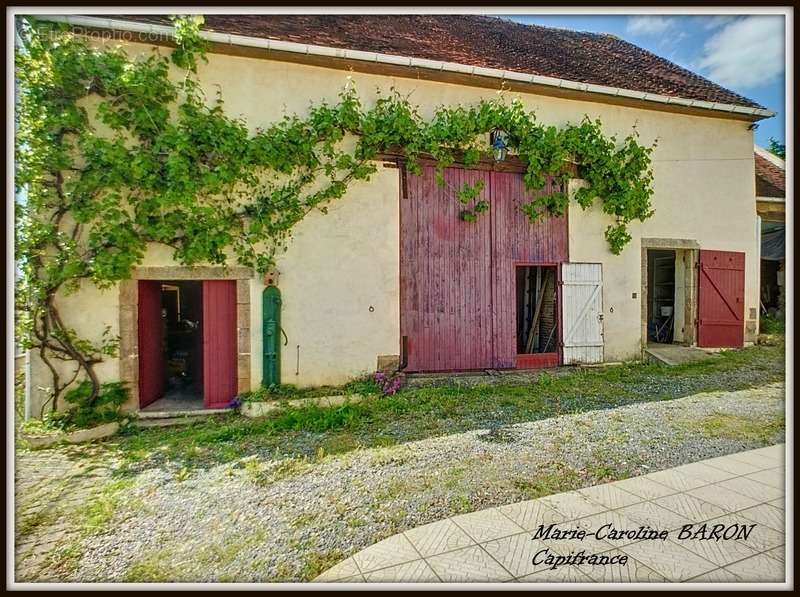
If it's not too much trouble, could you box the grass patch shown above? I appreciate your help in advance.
[760,314,785,335]
[299,550,343,581]
[100,341,783,472]
[17,508,58,538]
[689,412,785,443]
[241,375,380,403]
[80,478,139,536]
[511,462,582,499]
[242,456,311,487]
[124,551,178,582]
[195,529,267,567]
[46,542,83,577]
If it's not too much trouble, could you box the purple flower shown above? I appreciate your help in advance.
[374,370,403,396]
[228,397,242,409]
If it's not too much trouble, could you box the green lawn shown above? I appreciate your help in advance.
[111,341,785,473]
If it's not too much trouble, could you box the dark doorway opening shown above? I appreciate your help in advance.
[162,281,203,403]
[142,281,204,411]
[647,250,676,344]
[515,265,559,367]
[760,259,781,312]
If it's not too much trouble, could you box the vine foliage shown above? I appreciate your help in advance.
[15,16,655,414]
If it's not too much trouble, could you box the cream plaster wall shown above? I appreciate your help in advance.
[27,38,758,414]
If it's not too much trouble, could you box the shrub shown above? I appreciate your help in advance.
[49,381,128,430]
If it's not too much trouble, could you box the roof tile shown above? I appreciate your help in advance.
[755,153,785,198]
[103,14,763,110]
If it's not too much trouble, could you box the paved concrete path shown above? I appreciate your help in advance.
[315,445,785,584]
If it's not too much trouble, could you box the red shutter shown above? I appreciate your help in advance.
[202,280,238,408]
[697,250,745,348]
[138,281,165,408]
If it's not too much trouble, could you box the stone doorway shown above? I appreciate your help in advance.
[118,266,253,412]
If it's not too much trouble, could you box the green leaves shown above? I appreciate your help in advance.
[170,15,208,72]
[605,223,633,256]
[456,180,485,204]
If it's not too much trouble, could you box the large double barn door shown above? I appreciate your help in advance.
[400,165,568,372]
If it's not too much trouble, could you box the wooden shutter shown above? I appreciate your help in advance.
[697,250,745,347]
[202,280,238,408]
[561,263,604,364]
[137,280,165,408]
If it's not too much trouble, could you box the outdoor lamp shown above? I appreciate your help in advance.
[490,129,509,162]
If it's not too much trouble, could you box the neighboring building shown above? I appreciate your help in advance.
[755,145,786,317]
[27,15,773,414]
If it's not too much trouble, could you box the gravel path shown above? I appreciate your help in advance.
[18,382,785,582]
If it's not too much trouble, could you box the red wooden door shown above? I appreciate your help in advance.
[138,281,165,408]
[202,280,238,408]
[490,172,569,368]
[400,166,494,371]
[697,250,745,348]
[400,165,569,372]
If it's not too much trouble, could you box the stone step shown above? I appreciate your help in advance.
[137,408,229,420]
[645,344,718,366]
[134,417,207,428]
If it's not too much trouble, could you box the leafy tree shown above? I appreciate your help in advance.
[767,137,785,159]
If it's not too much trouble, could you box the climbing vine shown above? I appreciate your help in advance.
[15,16,655,413]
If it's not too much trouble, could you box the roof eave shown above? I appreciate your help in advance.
[38,15,776,121]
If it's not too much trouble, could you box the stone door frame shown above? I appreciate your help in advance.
[119,266,253,411]
[640,238,700,352]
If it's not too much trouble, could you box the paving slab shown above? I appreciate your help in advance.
[315,445,786,584]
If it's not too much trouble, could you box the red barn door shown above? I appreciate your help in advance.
[697,250,745,348]
[490,171,569,368]
[138,281,165,408]
[400,166,494,371]
[400,165,569,372]
[202,280,238,408]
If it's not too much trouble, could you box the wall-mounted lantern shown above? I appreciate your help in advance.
[490,128,509,162]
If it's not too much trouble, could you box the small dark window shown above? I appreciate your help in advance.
[516,266,558,354]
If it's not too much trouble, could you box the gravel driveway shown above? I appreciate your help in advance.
[16,382,784,582]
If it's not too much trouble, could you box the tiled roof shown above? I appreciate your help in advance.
[104,14,763,110]
[755,152,785,198]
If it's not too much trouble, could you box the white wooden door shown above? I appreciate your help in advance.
[561,263,604,364]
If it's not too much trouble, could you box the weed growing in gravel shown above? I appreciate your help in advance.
[690,412,786,443]
[243,457,312,487]
[449,494,474,514]
[124,551,177,582]
[300,550,344,580]
[512,462,582,499]
[80,478,138,536]
[46,542,83,578]
[195,529,267,568]
[369,446,413,467]
[17,507,58,538]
